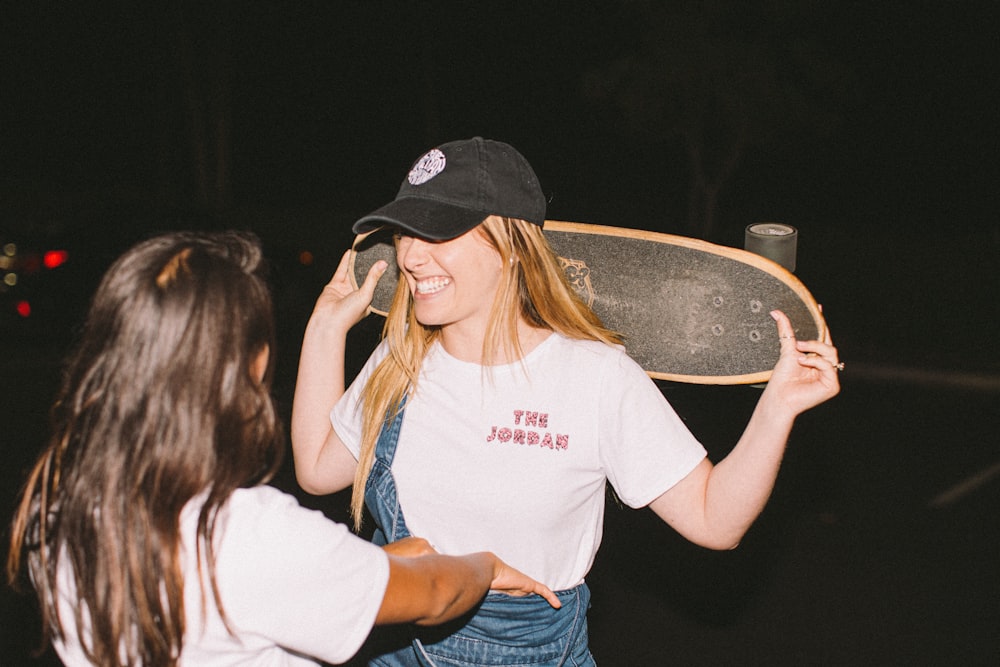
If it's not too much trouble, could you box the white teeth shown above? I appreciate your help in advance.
[415,277,451,294]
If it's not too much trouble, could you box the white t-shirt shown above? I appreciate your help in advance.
[52,485,390,666]
[332,334,706,591]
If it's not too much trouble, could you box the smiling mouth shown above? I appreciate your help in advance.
[415,277,451,295]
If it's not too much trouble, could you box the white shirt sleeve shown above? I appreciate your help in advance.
[208,486,390,664]
[597,347,708,508]
[331,339,392,460]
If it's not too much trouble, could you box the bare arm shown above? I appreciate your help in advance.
[291,251,387,494]
[649,310,840,549]
[376,550,561,626]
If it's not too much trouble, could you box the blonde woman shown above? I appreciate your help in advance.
[7,230,558,667]
[292,138,841,665]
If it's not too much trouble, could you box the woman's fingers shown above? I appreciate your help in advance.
[358,259,388,299]
[488,559,562,609]
[770,310,799,352]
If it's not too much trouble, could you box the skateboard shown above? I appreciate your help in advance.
[350,220,826,385]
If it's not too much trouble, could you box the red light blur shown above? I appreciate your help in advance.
[43,250,69,269]
[16,300,31,317]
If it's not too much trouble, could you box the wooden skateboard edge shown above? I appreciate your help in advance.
[544,220,828,343]
[650,369,772,385]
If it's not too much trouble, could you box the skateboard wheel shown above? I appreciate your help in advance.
[745,223,797,272]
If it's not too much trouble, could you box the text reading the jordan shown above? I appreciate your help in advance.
[484,410,569,450]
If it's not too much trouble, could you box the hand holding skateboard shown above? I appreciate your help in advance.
[311,249,388,337]
[765,309,841,415]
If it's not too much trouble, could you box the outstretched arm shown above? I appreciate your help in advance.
[291,250,387,494]
[376,545,561,625]
[649,309,840,549]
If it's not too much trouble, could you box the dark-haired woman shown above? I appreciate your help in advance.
[8,230,558,667]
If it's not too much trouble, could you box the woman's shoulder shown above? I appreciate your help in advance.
[543,333,646,380]
[225,484,299,512]
[222,485,340,530]
[547,332,628,360]
[184,485,344,543]
[192,486,382,575]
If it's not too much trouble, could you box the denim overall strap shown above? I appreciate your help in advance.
[364,397,410,547]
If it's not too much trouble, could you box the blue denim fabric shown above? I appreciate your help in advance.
[364,399,411,547]
[364,402,596,667]
[370,585,595,667]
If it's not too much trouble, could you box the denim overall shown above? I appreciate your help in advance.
[364,402,596,667]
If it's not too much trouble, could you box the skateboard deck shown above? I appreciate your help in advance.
[350,220,826,385]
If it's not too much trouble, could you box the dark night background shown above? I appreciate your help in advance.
[2,1,998,368]
[2,2,998,665]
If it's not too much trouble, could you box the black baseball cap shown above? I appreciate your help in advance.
[352,137,546,240]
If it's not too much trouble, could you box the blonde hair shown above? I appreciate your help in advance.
[349,216,620,528]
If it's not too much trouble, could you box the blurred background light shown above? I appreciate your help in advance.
[43,250,69,269]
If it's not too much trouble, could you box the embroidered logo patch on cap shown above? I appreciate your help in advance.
[407,148,447,185]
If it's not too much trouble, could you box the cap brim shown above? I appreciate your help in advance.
[353,197,488,241]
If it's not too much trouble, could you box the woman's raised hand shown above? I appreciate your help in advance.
[764,309,841,417]
[310,250,387,335]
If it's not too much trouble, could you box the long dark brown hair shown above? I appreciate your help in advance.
[7,231,284,666]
